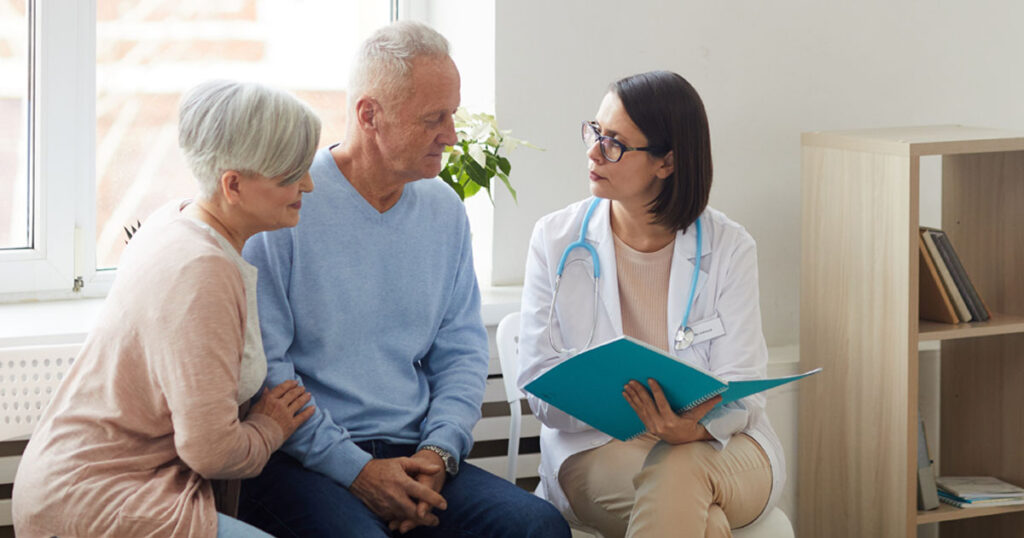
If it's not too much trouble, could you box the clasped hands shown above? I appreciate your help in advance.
[350,449,449,534]
[623,378,721,444]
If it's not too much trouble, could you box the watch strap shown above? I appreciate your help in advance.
[421,444,459,476]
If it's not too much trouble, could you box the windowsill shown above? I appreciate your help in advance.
[0,298,103,347]
[0,285,525,348]
[479,285,523,326]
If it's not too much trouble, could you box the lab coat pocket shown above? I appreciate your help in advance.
[552,255,600,351]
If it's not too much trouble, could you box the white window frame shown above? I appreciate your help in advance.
[0,0,101,300]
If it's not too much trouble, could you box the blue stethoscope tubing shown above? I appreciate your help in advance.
[547,197,702,354]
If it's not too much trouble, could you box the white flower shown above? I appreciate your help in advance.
[454,107,473,124]
[469,144,487,168]
[468,122,491,142]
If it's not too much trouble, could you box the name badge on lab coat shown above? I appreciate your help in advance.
[688,316,725,345]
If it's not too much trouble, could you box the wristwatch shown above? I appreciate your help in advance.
[421,445,459,476]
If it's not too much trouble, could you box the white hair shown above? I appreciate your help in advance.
[178,80,321,199]
[348,20,450,111]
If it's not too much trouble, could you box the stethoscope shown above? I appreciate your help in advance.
[547,197,703,354]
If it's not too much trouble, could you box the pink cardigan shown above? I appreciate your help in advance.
[13,204,284,537]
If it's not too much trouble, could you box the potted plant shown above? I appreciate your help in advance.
[439,107,538,202]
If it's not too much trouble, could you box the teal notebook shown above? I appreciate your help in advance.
[524,336,821,441]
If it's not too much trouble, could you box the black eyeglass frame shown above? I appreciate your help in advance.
[581,121,665,163]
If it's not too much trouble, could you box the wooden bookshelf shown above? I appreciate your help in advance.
[799,125,1024,537]
[919,313,1024,341]
[918,503,1024,525]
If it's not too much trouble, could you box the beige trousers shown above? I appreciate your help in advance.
[559,433,771,538]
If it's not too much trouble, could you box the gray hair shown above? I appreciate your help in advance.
[348,20,450,110]
[178,80,321,199]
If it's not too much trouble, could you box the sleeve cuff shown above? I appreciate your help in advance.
[290,439,373,488]
[699,402,750,450]
[419,423,470,463]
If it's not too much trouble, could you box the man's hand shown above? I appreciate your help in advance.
[623,378,721,445]
[388,449,448,534]
[350,457,447,526]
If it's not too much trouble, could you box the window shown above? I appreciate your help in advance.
[0,0,82,297]
[0,0,390,297]
[94,0,388,269]
[0,1,31,251]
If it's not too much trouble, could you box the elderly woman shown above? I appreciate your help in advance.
[12,81,321,538]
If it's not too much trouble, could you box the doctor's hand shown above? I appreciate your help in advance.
[248,380,316,440]
[623,379,721,445]
[387,449,448,534]
[351,457,447,526]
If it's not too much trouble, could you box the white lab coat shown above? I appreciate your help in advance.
[518,197,784,527]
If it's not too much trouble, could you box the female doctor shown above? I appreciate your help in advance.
[518,71,784,538]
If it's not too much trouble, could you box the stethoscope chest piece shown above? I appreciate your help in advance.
[674,326,695,350]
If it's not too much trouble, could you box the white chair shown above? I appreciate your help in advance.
[494,312,794,538]
[494,311,525,483]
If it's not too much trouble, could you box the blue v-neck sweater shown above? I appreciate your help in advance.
[243,148,488,487]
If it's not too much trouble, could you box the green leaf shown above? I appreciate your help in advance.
[462,180,481,198]
[496,170,517,203]
[465,157,490,190]
[497,156,511,175]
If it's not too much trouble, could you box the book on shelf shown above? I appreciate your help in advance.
[916,415,940,510]
[920,228,971,322]
[921,228,966,321]
[937,476,1024,499]
[523,336,822,441]
[919,227,991,324]
[918,234,959,324]
[937,492,1024,509]
[936,476,1024,508]
[926,228,990,322]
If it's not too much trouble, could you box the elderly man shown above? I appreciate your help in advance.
[238,21,570,538]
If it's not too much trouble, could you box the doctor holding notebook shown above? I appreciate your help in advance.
[517,70,786,538]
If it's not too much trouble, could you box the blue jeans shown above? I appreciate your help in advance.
[239,441,570,538]
[217,513,273,537]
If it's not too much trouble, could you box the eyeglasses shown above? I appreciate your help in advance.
[581,121,662,163]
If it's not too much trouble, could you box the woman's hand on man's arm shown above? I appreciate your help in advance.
[249,379,315,439]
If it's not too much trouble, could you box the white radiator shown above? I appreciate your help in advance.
[0,343,82,527]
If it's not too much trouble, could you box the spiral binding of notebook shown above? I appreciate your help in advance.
[683,386,728,409]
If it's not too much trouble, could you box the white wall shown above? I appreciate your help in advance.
[492,0,1024,347]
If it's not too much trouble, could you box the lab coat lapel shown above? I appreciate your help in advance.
[667,214,711,350]
[584,199,623,337]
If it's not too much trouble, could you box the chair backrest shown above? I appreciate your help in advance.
[494,312,523,483]
[495,312,523,404]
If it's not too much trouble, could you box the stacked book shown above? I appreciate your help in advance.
[936,476,1024,508]
[918,227,990,324]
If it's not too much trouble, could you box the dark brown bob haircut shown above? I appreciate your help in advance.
[611,70,712,233]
